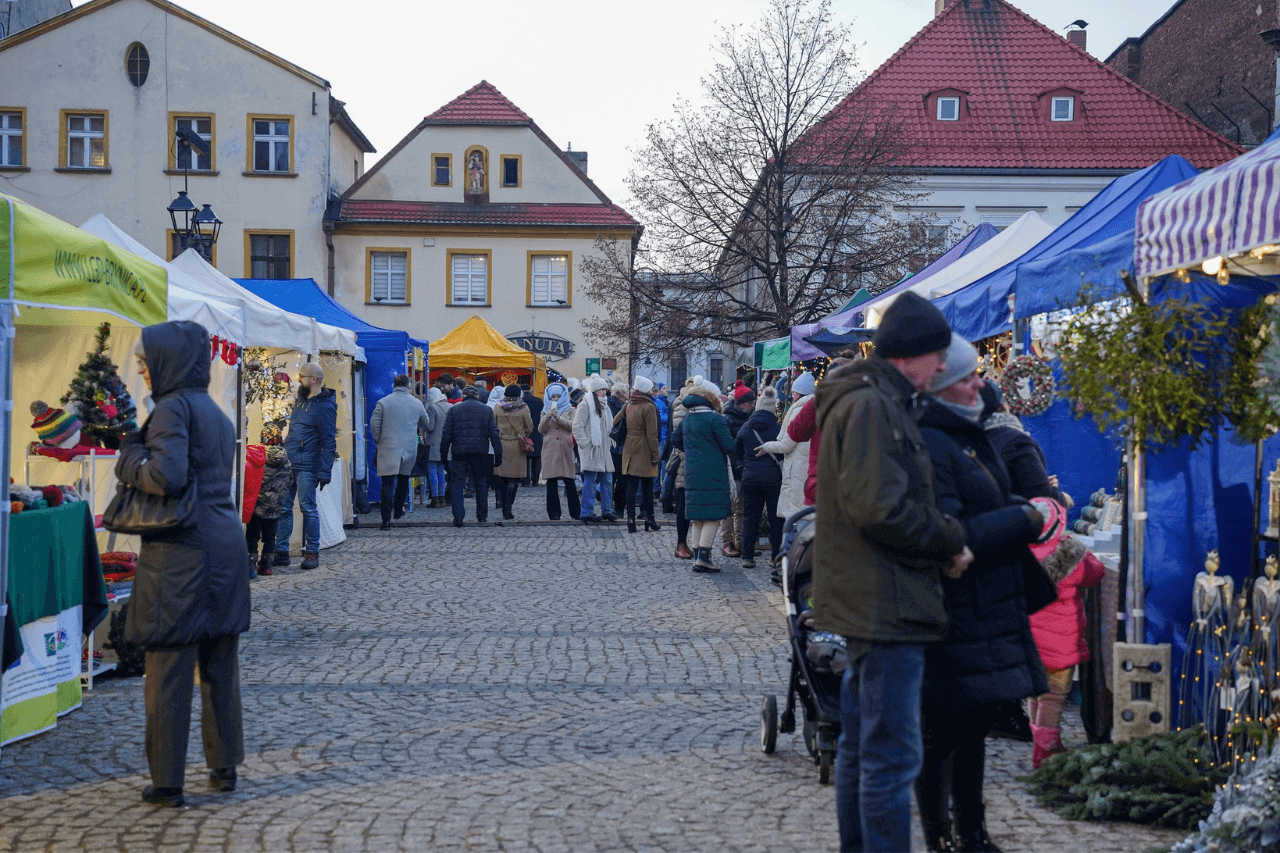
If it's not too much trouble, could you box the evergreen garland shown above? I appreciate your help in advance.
[61,322,138,448]
[1023,727,1227,830]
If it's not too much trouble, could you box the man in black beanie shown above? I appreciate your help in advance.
[812,289,973,852]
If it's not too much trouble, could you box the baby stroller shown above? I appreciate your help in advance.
[760,506,844,784]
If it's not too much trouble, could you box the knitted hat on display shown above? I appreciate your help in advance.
[928,336,980,393]
[791,372,816,397]
[30,401,82,446]
[872,291,952,358]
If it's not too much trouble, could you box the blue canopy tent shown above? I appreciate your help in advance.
[237,278,430,504]
[933,155,1201,342]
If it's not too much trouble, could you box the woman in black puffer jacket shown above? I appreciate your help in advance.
[915,337,1046,853]
[735,386,782,569]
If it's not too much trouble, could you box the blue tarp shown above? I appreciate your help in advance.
[237,278,430,503]
[1013,229,1136,319]
[934,155,1200,341]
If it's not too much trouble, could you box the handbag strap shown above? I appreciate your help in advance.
[753,429,783,467]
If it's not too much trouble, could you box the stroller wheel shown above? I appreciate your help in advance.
[760,695,778,754]
[818,749,834,785]
[803,718,819,762]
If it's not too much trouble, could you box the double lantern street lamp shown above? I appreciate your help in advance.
[167,127,221,260]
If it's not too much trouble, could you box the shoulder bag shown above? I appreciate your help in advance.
[610,405,628,447]
[102,418,197,535]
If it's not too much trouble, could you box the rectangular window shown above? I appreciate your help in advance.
[501,155,521,187]
[708,356,724,390]
[936,97,959,121]
[66,112,106,168]
[433,154,451,186]
[0,110,22,167]
[450,253,489,305]
[1051,97,1075,121]
[670,354,688,391]
[247,232,291,278]
[251,117,291,172]
[529,254,569,306]
[173,115,213,170]
[369,250,409,304]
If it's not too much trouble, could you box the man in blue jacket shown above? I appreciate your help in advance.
[274,361,337,570]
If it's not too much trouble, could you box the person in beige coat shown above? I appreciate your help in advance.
[753,371,816,528]
[494,385,533,520]
[538,382,579,520]
[615,375,662,533]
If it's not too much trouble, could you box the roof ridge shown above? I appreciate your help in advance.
[424,80,531,124]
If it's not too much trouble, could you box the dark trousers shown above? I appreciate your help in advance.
[741,481,782,559]
[623,474,655,520]
[499,477,520,516]
[380,473,409,523]
[144,635,244,789]
[611,454,625,510]
[245,515,279,557]
[917,700,1000,837]
[526,455,541,486]
[675,488,689,545]
[450,454,493,522]
[546,477,580,520]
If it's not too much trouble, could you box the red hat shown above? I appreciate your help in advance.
[733,385,755,403]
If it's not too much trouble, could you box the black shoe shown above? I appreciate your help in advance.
[601,513,619,523]
[644,517,662,531]
[502,511,515,520]
[453,518,464,528]
[582,515,601,524]
[987,700,1033,741]
[209,767,237,792]
[380,521,391,530]
[393,509,405,519]
[548,516,561,521]
[141,785,185,807]
[271,552,291,567]
[627,516,638,533]
[955,829,1001,852]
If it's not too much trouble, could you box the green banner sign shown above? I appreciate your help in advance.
[585,357,601,375]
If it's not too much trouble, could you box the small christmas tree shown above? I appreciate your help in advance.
[62,322,138,448]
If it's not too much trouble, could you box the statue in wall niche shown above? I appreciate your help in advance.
[1252,556,1280,693]
[1179,549,1235,736]
[466,150,485,194]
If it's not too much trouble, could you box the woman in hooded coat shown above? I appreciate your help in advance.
[494,384,533,519]
[119,320,250,808]
[424,386,451,507]
[671,380,735,572]
[572,376,617,522]
[616,375,661,532]
[539,382,579,520]
[736,387,782,569]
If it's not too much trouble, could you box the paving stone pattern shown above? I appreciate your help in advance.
[0,489,1189,852]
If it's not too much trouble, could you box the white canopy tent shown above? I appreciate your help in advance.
[861,212,1055,328]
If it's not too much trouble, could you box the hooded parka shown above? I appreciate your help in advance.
[672,395,734,520]
[284,383,337,482]
[494,398,533,478]
[616,390,660,477]
[424,387,450,462]
[120,321,251,647]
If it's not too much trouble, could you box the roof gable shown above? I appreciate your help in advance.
[814,0,1240,170]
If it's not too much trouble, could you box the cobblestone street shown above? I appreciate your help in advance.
[0,490,1188,852]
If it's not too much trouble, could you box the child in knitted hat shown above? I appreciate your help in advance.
[1026,496,1106,768]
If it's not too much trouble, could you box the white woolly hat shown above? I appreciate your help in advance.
[633,375,654,394]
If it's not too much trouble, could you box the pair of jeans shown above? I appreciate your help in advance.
[380,474,409,523]
[623,474,655,520]
[427,460,447,498]
[275,468,321,555]
[545,477,580,520]
[835,642,926,853]
[450,454,492,522]
[580,470,613,518]
[741,481,782,560]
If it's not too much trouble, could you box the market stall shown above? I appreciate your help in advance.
[429,315,547,394]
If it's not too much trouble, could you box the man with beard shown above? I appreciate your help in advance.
[273,361,337,570]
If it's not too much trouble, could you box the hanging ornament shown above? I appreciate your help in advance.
[998,355,1056,417]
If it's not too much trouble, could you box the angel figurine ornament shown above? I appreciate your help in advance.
[1252,555,1280,695]
[1179,550,1234,735]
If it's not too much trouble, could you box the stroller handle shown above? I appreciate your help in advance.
[783,505,816,536]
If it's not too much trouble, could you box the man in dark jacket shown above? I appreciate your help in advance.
[521,383,544,486]
[813,291,971,853]
[440,384,502,526]
[275,361,337,570]
[720,385,753,556]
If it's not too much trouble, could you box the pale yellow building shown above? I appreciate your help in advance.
[331,82,640,380]
[0,0,374,279]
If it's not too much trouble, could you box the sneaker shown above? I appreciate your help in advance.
[721,544,741,558]
[209,767,237,792]
[601,512,619,523]
[581,515,602,524]
[271,552,291,567]
[742,558,756,569]
[300,552,319,570]
[141,785,185,807]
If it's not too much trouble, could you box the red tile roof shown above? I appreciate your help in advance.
[810,0,1241,170]
[423,81,531,125]
[339,200,639,228]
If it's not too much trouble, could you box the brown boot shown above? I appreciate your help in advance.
[300,552,319,570]
[674,542,692,560]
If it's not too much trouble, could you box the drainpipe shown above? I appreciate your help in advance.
[1262,29,1280,130]
[324,221,336,297]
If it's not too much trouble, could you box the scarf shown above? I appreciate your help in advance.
[581,396,608,449]
[984,411,1027,434]
[938,397,985,424]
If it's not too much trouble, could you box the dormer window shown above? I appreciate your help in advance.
[1051,96,1074,121]
[937,97,960,121]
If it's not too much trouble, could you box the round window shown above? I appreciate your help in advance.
[126,43,150,87]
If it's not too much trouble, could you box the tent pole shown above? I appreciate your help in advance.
[0,303,14,760]
[1129,437,1147,642]
[1252,437,1265,582]
[235,357,244,516]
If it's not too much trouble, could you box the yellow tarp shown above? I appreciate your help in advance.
[429,315,547,393]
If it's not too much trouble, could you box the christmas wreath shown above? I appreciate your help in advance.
[998,355,1055,417]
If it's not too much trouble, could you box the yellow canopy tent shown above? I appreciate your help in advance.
[429,315,547,394]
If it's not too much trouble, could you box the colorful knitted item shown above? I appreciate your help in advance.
[30,401,82,446]
[40,486,63,507]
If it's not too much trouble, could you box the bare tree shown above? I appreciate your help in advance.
[582,0,949,359]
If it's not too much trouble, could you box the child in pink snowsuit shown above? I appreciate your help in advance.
[1026,497,1105,768]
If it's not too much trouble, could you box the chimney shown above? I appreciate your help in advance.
[567,150,588,175]
[1067,29,1087,51]
[934,0,959,14]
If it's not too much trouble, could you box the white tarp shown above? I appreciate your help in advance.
[862,211,1055,328]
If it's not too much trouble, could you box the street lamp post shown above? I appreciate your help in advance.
[168,129,222,261]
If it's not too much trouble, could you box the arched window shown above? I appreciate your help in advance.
[125,43,150,87]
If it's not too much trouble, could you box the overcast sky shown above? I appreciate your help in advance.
[78,0,1178,205]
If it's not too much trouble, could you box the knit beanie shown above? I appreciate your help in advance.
[1028,496,1084,583]
[504,384,521,399]
[928,336,980,393]
[633,375,654,395]
[462,385,481,399]
[30,401,82,446]
[733,385,755,404]
[791,372,816,397]
[872,291,952,358]
[260,421,284,446]
[755,386,778,412]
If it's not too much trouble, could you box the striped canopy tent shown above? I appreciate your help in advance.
[1135,125,1280,281]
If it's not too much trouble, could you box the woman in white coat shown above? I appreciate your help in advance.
[572,376,617,523]
[753,371,815,545]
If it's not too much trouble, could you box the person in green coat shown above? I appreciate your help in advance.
[671,381,735,573]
